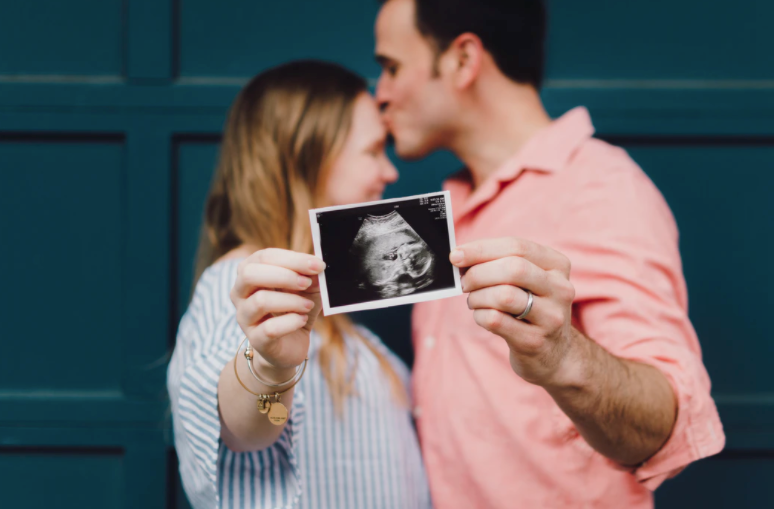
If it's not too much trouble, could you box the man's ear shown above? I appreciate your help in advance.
[442,32,484,90]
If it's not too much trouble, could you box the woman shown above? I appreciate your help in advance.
[167,60,431,509]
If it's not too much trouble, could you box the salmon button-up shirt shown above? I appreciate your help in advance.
[412,107,725,509]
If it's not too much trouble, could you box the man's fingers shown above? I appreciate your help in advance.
[233,263,313,299]
[462,256,551,296]
[468,284,537,320]
[451,237,570,275]
[238,290,315,327]
[467,285,568,328]
[471,309,544,354]
[240,248,326,277]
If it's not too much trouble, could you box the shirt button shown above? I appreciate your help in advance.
[413,406,423,419]
[423,336,436,349]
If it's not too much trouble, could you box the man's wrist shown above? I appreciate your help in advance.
[541,328,595,392]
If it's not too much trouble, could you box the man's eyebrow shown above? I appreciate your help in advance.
[375,54,394,66]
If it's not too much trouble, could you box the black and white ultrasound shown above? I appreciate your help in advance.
[311,192,460,313]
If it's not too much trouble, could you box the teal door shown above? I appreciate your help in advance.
[1,1,771,507]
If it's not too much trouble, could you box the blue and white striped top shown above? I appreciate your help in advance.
[168,259,432,509]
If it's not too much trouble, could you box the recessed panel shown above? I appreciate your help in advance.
[178,0,381,78]
[175,140,220,321]
[0,447,123,509]
[656,453,774,507]
[0,137,124,391]
[0,0,124,76]
[548,1,774,81]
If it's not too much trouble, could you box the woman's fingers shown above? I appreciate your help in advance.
[259,313,309,339]
[232,249,326,301]
[247,313,310,362]
[242,248,325,276]
[238,290,314,327]
[245,313,309,369]
[228,249,326,370]
[233,263,313,299]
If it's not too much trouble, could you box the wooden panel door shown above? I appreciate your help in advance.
[1,1,771,507]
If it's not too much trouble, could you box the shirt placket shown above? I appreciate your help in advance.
[413,213,469,426]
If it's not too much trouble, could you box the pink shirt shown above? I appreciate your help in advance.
[412,107,725,509]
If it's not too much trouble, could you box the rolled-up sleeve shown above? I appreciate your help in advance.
[556,160,725,489]
[167,269,305,509]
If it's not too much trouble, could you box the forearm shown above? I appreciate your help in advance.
[217,355,296,453]
[543,328,677,466]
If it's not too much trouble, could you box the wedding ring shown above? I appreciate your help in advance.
[512,289,534,320]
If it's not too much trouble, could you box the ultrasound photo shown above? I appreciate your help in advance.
[309,191,462,315]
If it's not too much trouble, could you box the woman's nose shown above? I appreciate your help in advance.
[382,159,399,184]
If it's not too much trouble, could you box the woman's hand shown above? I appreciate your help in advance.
[230,249,326,381]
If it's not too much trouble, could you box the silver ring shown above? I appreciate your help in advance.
[512,289,534,320]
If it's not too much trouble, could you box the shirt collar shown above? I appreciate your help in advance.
[492,106,596,183]
[446,107,596,220]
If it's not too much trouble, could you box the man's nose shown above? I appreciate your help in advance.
[375,74,390,111]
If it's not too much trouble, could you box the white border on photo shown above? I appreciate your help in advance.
[309,190,462,316]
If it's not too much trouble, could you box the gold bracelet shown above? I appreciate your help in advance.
[233,337,308,426]
[244,342,306,388]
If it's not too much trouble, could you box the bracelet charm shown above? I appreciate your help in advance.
[267,394,288,425]
[257,396,271,414]
[234,337,306,426]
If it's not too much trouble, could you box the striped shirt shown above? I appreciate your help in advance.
[168,259,432,509]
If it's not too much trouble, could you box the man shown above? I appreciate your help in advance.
[374,0,725,507]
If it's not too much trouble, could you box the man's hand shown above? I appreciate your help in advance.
[451,237,677,466]
[451,237,579,387]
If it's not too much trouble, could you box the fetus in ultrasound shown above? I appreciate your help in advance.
[349,210,436,299]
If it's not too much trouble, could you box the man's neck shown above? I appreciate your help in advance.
[451,83,552,190]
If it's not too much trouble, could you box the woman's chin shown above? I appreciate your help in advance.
[347,191,384,204]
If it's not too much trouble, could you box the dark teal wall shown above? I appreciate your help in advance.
[1,1,772,507]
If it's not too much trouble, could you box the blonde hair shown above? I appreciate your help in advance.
[194,60,405,413]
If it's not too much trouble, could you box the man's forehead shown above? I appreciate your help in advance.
[375,0,420,51]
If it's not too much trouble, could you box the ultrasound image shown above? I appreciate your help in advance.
[315,193,456,309]
[350,210,436,299]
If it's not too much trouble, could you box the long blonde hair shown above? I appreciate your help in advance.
[195,60,404,412]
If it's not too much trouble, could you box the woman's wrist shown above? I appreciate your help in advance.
[250,351,299,386]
